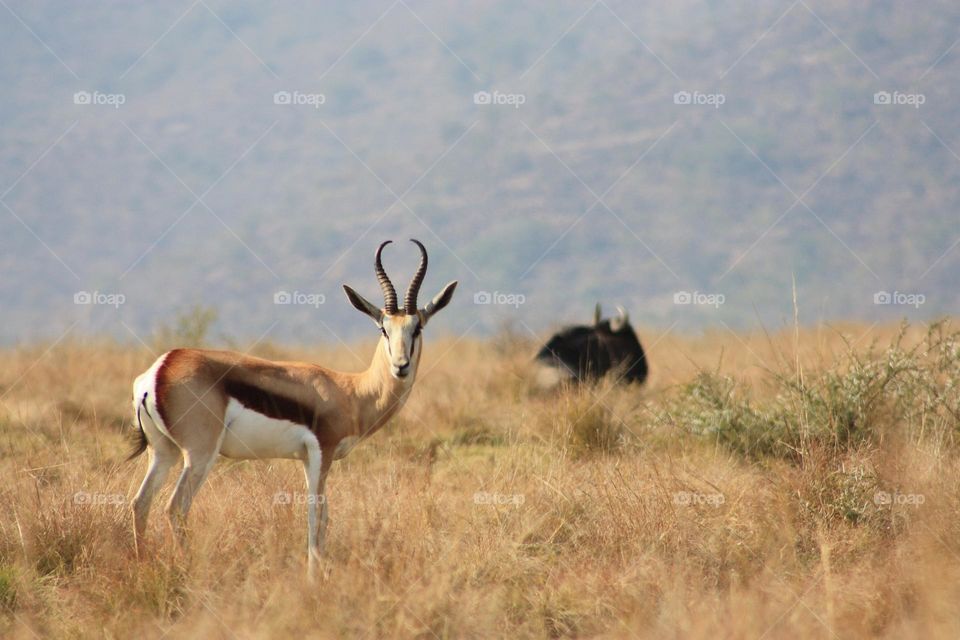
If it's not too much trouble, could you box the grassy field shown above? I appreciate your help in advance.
[1,320,960,638]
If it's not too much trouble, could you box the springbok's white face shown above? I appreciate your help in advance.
[379,312,423,379]
[342,239,457,381]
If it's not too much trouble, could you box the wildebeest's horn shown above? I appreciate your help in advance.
[404,239,428,314]
[611,305,629,331]
[375,241,398,314]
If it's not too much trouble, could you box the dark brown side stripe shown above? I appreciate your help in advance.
[224,378,323,432]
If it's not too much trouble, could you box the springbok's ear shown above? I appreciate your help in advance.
[421,280,457,325]
[343,285,383,325]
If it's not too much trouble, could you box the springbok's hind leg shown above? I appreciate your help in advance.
[166,425,225,547]
[132,439,180,558]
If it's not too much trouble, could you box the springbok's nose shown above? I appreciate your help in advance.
[396,361,410,375]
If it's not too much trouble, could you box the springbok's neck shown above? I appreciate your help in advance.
[353,339,418,435]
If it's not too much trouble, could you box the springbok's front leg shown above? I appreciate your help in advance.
[303,436,322,578]
[317,445,335,552]
[303,438,335,580]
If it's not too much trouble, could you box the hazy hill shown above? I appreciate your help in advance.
[1,0,958,344]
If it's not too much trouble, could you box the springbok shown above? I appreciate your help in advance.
[128,239,456,574]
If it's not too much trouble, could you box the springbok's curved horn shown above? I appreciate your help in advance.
[375,241,398,314]
[404,239,428,314]
[594,303,602,326]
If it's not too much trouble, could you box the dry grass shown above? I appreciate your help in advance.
[2,321,960,638]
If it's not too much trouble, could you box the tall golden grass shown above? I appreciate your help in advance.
[1,320,959,638]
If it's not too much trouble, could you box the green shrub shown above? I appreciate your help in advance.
[152,305,218,349]
[667,322,960,461]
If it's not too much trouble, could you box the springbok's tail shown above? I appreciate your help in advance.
[127,391,149,461]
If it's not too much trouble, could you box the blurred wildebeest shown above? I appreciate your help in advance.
[533,304,648,387]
